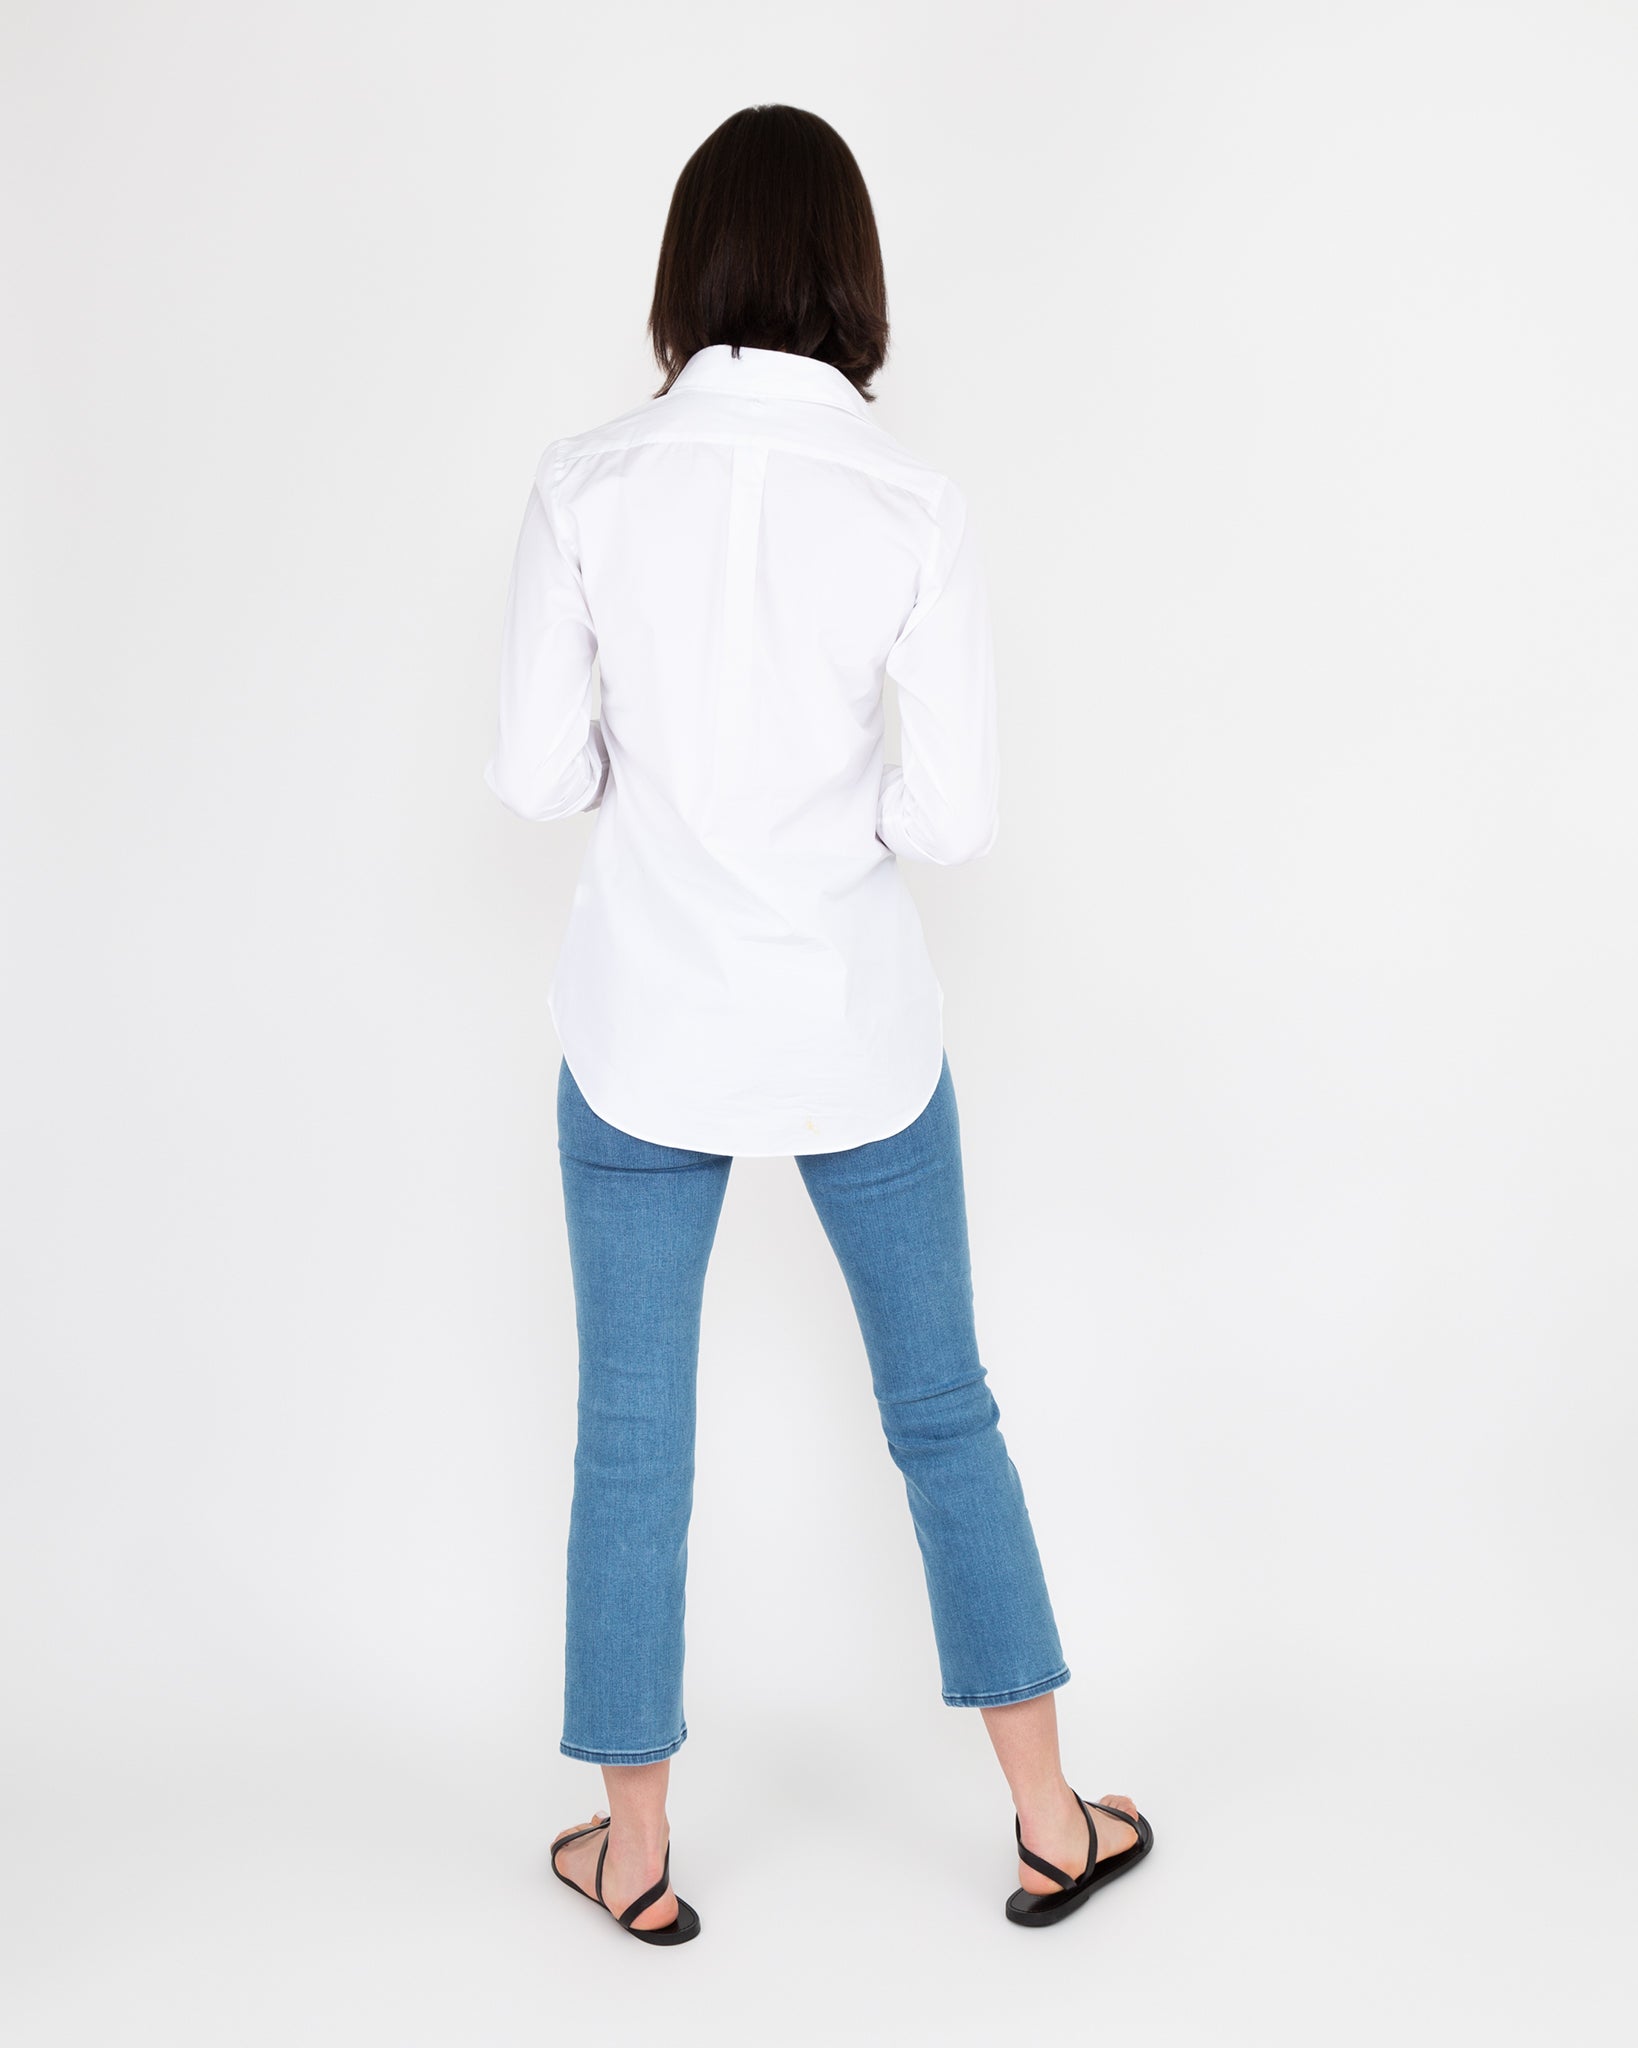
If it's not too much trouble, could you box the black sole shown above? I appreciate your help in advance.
[626,1896,701,1945]
[1005,1806,1154,1926]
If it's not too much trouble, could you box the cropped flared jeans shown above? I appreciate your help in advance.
[556,1049,1069,1765]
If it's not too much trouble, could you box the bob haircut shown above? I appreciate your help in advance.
[648,105,890,404]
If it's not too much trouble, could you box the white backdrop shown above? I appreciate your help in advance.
[4,2,1633,2042]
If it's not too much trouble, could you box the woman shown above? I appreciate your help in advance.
[487,104,1151,1943]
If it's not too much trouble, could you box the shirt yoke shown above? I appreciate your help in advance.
[534,395,952,524]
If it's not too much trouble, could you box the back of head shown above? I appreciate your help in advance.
[648,104,890,405]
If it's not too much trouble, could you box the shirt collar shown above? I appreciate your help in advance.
[667,343,870,419]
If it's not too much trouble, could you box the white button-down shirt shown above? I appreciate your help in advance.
[485,342,999,1155]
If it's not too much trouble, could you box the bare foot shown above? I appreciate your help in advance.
[551,1810,679,1931]
[1017,1789,1140,1894]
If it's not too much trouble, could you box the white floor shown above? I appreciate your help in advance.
[5,1682,1629,2047]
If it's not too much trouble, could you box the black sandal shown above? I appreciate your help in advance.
[1006,1791,1154,1926]
[550,1812,702,1945]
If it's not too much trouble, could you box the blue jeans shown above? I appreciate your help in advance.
[556,1049,1069,1764]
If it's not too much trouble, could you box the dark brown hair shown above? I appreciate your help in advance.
[648,105,889,403]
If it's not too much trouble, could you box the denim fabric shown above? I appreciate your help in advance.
[556,1049,1068,1764]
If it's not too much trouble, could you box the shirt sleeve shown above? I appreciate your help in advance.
[484,451,610,822]
[875,479,1000,865]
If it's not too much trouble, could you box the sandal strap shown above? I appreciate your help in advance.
[594,1829,610,1907]
[618,1839,673,1929]
[1014,1808,1082,1892]
[550,1815,610,1876]
[1083,1799,1141,1843]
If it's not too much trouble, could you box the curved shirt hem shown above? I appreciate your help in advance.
[547,989,947,1158]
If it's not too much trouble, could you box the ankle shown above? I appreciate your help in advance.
[609,1815,670,1857]
[1013,1775,1077,1837]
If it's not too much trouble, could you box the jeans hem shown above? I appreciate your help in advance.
[560,1723,688,1766]
[942,1665,1070,1709]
